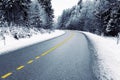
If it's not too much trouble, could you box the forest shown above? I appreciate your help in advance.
[0,1,120,80]
[57,0,120,36]
[0,0,54,28]
[0,0,54,39]
[0,0,120,38]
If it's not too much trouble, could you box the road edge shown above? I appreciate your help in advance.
[0,30,66,55]
[81,32,99,80]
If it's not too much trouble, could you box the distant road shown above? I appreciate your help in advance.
[0,31,96,80]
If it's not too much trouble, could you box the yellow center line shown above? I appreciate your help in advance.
[41,33,74,56]
[27,60,34,64]
[0,32,75,79]
[35,56,40,59]
[16,65,25,70]
[1,72,12,79]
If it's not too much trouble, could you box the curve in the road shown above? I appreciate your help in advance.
[1,32,74,79]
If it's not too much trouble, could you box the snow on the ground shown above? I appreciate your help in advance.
[84,32,120,80]
[0,30,65,54]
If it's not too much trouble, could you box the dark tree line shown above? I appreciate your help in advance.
[95,0,120,36]
[0,0,31,26]
[57,0,120,36]
[0,0,54,29]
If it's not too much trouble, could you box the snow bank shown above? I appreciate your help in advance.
[84,32,120,80]
[0,30,65,54]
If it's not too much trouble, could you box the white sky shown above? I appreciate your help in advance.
[52,0,79,18]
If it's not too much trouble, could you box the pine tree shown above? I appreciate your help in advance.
[57,0,83,30]
[28,1,42,28]
[38,0,54,29]
[1,0,31,26]
[105,1,120,36]
[0,0,4,27]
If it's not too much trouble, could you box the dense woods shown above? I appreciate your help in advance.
[0,0,120,37]
[0,0,54,39]
[0,0,54,29]
[57,0,120,36]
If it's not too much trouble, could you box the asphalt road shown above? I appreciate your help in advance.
[0,31,96,80]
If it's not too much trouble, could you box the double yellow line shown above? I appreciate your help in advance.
[1,32,74,79]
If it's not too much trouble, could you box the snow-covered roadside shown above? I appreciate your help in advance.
[0,30,65,55]
[83,32,120,80]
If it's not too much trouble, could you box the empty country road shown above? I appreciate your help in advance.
[0,31,97,80]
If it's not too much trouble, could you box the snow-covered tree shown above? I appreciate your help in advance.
[0,0,4,27]
[1,0,31,26]
[57,0,83,30]
[38,0,54,29]
[28,0,42,28]
[57,9,73,29]
[95,0,120,36]
[57,0,120,36]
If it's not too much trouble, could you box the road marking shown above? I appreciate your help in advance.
[27,60,34,64]
[1,72,12,79]
[41,33,74,56]
[16,65,25,70]
[0,32,74,79]
[35,56,40,59]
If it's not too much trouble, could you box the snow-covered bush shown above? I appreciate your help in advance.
[0,25,47,40]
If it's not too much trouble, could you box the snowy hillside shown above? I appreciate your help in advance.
[84,32,120,80]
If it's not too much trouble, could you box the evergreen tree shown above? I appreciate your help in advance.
[38,0,54,29]
[28,1,42,28]
[57,0,83,30]
[1,0,31,26]
[0,0,4,27]
[95,0,120,36]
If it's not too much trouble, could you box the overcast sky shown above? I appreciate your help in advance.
[52,0,79,19]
